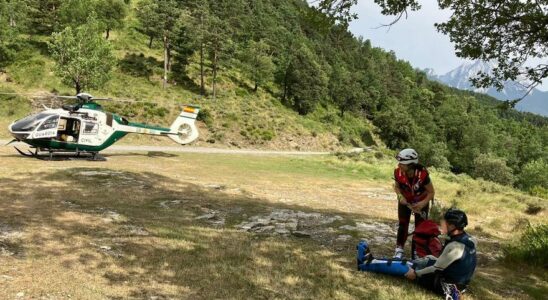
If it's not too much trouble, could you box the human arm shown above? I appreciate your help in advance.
[412,181,434,212]
[394,183,408,205]
[414,242,465,277]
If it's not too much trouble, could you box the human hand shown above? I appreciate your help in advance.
[412,201,426,211]
[404,268,416,280]
[397,194,408,206]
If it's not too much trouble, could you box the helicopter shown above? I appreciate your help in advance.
[7,93,200,160]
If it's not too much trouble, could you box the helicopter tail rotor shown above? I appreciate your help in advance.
[168,105,200,145]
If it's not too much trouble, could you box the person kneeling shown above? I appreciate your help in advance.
[405,209,477,297]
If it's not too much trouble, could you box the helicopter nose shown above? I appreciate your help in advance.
[8,122,29,140]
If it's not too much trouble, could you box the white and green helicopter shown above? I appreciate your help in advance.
[8,93,200,160]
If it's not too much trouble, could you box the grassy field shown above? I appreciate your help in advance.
[0,147,546,299]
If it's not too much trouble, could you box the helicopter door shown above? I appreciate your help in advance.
[29,115,59,139]
[56,117,80,143]
[78,120,100,145]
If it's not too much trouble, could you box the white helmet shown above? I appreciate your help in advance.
[396,148,418,164]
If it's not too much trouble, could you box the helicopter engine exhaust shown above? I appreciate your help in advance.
[169,106,200,145]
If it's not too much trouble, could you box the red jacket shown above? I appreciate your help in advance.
[394,165,431,203]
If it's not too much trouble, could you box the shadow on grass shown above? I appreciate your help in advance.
[0,167,542,299]
[25,39,50,57]
[118,53,160,79]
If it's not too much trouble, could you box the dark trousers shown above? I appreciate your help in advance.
[417,272,466,297]
[414,259,445,295]
[397,202,429,248]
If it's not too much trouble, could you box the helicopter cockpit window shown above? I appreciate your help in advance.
[38,116,59,131]
[11,113,54,132]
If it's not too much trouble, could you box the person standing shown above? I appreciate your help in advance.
[393,148,435,259]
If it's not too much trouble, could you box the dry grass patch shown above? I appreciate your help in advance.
[0,147,546,299]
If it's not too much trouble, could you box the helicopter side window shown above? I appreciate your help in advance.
[83,122,99,134]
[57,118,67,131]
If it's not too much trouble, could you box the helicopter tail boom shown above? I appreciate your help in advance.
[168,105,200,145]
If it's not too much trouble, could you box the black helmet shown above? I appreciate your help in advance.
[444,208,468,229]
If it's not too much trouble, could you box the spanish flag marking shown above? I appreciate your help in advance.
[183,106,196,114]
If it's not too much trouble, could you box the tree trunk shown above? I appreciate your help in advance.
[167,44,172,72]
[199,15,205,96]
[282,68,289,102]
[105,28,110,40]
[148,35,153,48]
[254,81,258,92]
[75,80,81,94]
[200,41,205,95]
[212,50,217,101]
[163,35,168,89]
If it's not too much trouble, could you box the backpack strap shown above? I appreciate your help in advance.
[421,236,433,256]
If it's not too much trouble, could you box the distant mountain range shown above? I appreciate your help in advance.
[425,61,548,116]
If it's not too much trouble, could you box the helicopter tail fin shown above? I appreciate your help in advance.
[168,105,200,145]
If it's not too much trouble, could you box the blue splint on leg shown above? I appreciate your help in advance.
[356,240,413,276]
[357,240,370,266]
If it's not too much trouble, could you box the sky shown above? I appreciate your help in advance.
[346,0,548,91]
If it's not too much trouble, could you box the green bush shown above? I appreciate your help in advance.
[472,154,514,186]
[197,108,213,127]
[0,44,15,68]
[504,224,548,266]
[0,92,31,118]
[429,201,448,223]
[11,57,46,87]
[518,159,548,194]
[260,130,275,141]
[416,141,451,170]
[235,88,249,97]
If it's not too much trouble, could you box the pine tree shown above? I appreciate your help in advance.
[240,40,275,92]
[95,0,127,39]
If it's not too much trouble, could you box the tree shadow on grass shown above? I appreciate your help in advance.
[118,53,161,80]
[0,167,538,299]
[25,39,50,57]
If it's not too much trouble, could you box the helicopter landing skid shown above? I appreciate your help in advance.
[14,147,106,161]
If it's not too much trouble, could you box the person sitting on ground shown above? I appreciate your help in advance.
[393,148,435,259]
[405,209,477,295]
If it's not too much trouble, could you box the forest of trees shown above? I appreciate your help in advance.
[0,0,546,195]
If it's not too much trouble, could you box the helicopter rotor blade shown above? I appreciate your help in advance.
[54,96,79,99]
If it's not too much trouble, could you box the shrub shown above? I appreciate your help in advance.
[517,159,548,193]
[235,88,249,97]
[429,201,451,223]
[504,224,548,266]
[197,108,213,127]
[472,154,514,186]
[418,141,451,170]
[260,130,275,141]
